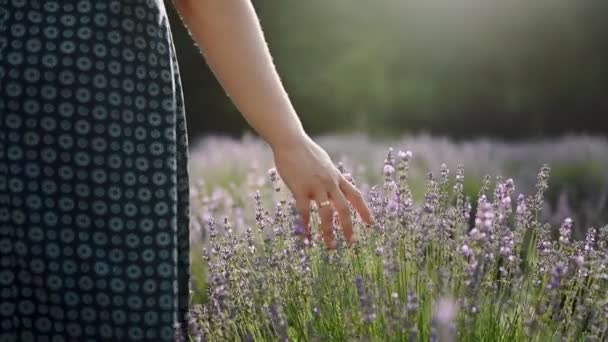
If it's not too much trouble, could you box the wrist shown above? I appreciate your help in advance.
[268,125,308,152]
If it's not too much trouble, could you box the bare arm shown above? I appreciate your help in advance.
[171,0,304,148]
[171,0,374,248]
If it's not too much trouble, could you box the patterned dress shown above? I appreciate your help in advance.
[0,0,191,341]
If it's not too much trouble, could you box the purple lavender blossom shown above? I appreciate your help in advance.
[268,301,289,342]
[293,214,306,237]
[187,139,608,341]
[559,217,574,244]
[355,276,376,323]
[432,297,458,342]
[268,167,281,192]
[398,150,413,162]
[516,194,527,216]
[407,291,419,314]
[384,164,395,178]
[499,230,515,262]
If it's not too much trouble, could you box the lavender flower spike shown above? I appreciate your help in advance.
[432,297,459,342]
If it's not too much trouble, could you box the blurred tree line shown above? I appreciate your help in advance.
[166,0,608,140]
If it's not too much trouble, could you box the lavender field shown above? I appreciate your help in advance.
[181,135,608,341]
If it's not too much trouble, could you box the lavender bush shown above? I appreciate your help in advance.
[189,134,608,233]
[183,136,608,341]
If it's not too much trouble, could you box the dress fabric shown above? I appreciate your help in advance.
[0,0,191,341]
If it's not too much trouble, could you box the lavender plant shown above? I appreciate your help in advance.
[184,142,608,342]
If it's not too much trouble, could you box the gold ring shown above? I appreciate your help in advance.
[318,200,331,208]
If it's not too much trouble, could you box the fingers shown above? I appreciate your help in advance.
[328,186,355,246]
[339,176,375,225]
[314,190,336,249]
[304,171,373,249]
[295,195,311,240]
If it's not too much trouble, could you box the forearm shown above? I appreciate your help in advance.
[172,0,307,148]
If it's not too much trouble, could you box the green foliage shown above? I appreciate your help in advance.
[183,137,608,341]
[190,250,207,304]
[167,0,608,138]
[185,154,608,341]
[545,162,608,230]
[547,162,605,205]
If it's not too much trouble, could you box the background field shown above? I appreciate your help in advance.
[184,135,608,341]
[166,0,608,139]
[165,1,608,339]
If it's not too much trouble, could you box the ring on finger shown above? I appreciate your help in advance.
[318,200,331,208]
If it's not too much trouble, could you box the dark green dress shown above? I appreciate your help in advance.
[0,0,192,340]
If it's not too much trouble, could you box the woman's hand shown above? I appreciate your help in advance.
[171,0,374,247]
[271,134,375,249]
